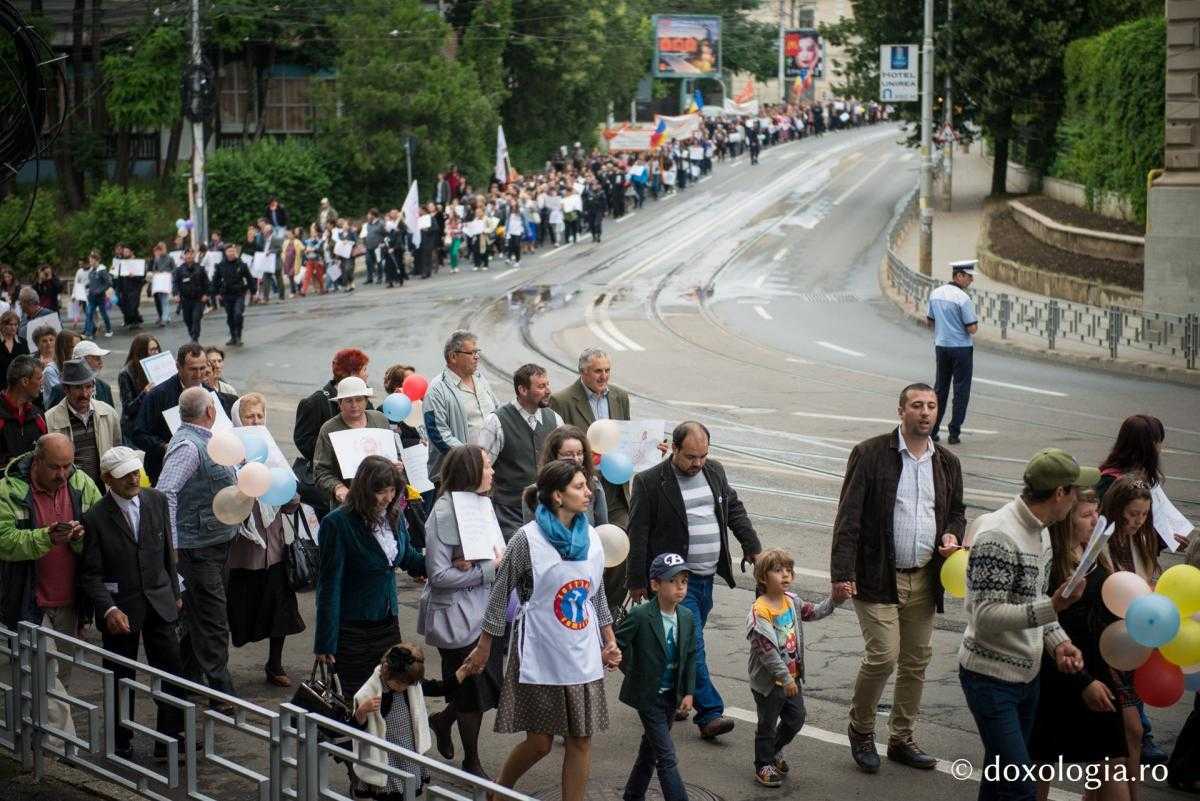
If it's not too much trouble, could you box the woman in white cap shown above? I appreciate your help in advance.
[312,375,392,508]
[226,392,305,687]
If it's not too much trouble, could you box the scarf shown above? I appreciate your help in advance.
[534,503,590,561]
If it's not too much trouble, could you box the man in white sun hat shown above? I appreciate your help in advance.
[313,375,392,506]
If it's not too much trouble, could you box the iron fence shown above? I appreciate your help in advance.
[884,190,1199,371]
[0,622,532,801]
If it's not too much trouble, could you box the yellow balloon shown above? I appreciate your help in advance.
[139,470,150,488]
[1161,618,1200,667]
[940,549,968,599]
[1156,564,1200,617]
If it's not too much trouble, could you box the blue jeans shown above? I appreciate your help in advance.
[83,295,112,337]
[960,667,1039,801]
[933,346,973,438]
[623,692,688,801]
[680,574,723,727]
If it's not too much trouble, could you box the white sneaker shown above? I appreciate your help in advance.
[104,331,114,338]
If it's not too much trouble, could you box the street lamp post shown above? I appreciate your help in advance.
[918,0,935,275]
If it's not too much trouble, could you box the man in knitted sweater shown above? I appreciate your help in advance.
[959,448,1095,801]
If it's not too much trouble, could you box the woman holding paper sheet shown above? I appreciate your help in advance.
[418,444,503,779]
[150,242,175,326]
[227,393,306,688]
[314,456,426,702]
[459,459,620,800]
[312,376,392,507]
[1030,489,1133,799]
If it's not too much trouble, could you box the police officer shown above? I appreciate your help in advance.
[926,260,978,444]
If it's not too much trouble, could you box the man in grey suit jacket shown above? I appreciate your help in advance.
[80,446,186,760]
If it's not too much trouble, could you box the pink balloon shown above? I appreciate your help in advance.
[1102,570,1151,618]
[1099,620,1153,671]
[236,462,272,498]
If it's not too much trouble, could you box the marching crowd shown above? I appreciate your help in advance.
[0,313,1196,801]
[0,98,887,354]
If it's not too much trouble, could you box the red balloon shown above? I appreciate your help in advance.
[1133,650,1185,708]
[593,453,602,466]
[401,373,429,402]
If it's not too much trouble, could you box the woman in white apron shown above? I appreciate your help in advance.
[459,460,621,801]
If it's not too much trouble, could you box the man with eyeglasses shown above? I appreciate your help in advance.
[424,330,498,485]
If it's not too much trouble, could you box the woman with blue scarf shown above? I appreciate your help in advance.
[459,459,621,801]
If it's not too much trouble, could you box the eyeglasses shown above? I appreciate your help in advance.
[455,349,482,358]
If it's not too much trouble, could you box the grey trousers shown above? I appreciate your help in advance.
[178,540,236,695]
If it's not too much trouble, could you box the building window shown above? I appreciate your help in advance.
[264,76,314,133]
[219,61,249,125]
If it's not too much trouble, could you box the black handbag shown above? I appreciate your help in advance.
[291,661,350,724]
[285,508,320,592]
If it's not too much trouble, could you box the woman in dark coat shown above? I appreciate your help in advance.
[314,456,426,699]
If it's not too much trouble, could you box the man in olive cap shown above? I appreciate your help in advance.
[958,448,1099,801]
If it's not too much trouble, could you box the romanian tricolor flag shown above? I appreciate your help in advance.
[649,118,668,149]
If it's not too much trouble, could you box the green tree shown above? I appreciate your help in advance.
[0,193,64,275]
[66,184,175,258]
[103,24,186,187]
[460,0,514,108]
[200,139,333,239]
[318,0,497,205]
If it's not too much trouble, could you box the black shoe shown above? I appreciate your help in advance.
[848,726,881,774]
[947,435,961,445]
[429,711,454,760]
[887,738,937,770]
[226,338,237,346]
[698,716,735,740]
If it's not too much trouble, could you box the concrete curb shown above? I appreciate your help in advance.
[877,254,1200,388]
[1,751,141,801]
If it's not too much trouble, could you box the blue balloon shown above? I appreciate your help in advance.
[382,393,413,423]
[1186,671,1200,693]
[262,467,298,506]
[238,431,269,464]
[599,452,635,485]
[1125,593,1181,648]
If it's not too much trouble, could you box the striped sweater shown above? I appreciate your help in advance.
[958,496,1070,683]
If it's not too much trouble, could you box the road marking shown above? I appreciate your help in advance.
[667,400,737,409]
[786,356,813,364]
[614,213,636,223]
[773,247,788,262]
[973,378,1067,397]
[815,340,866,357]
[583,299,626,352]
[491,268,518,280]
[844,151,864,163]
[833,156,891,205]
[549,242,573,254]
[754,274,768,289]
[723,708,1073,801]
[597,296,645,352]
[791,411,999,435]
[754,305,773,320]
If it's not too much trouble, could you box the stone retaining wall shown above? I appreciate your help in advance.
[1008,200,1145,263]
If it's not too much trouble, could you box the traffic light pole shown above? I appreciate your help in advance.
[190,0,208,246]
[918,0,934,275]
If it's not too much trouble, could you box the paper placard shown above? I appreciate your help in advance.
[614,419,667,473]
[140,352,177,387]
[328,427,399,480]
[163,391,233,434]
[463,220,484,237]
[202,251,223,268]
[24,313,61,352]
[251,252,275,279]
[333,240,354,259]
[325,262,342,282]
[240,254,253,267]
[114,258,146,277]
[1061,517,1114,597]
[151,272,173,294]
[400,443,434,493]
[450,492,506,562]
[1151,484,1193,553]
[169,250,184,266]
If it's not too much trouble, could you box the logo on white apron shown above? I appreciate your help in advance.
[553,579,592,630]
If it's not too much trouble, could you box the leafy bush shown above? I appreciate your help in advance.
[66,183,175,258]
[200,139,333,238]
[0,191,63,276]
[1050,17,1164,223]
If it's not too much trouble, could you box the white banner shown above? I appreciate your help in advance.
[654,113,703,141]
[607,127,655,152]
[402,180,422,250]
[722,97,759,116]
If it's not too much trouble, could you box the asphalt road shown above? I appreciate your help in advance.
[52,122,1200,801]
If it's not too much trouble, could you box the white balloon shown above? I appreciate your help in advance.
[587,419,621,454]
[404,399,423,429]
[212,485,255,525]
[207,431,245,467]
[237,462,272,498]
[596,523,629,568]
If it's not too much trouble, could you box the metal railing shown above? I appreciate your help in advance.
[884,190,1200,371]
[0,622,533,801]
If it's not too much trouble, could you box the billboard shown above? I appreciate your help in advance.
[653,15,722,78]
[879,44,919,102]
[783,29,823,79]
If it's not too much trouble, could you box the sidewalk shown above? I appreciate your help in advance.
[887,142,1199,385]
[1,753,137,801]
